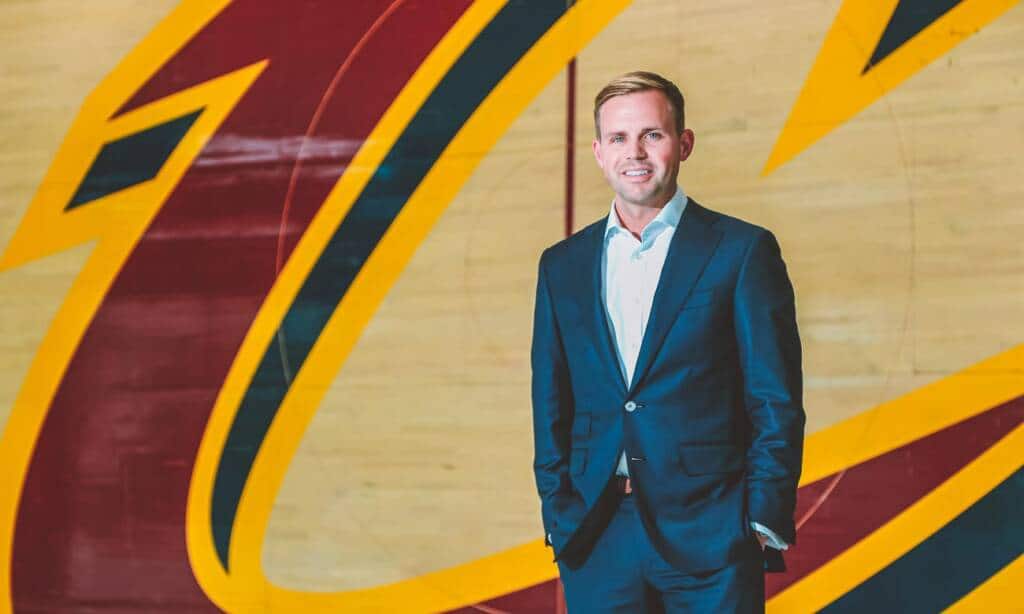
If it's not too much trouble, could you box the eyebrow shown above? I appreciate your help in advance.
[604,127,662,138]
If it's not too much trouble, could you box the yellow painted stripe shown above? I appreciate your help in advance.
[768,423,1024,612]
[801,343,1024,486]
[0,2,261,612]
[185,0,631,611]
[945,554,1024,613]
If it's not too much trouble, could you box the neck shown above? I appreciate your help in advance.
[614,189,675,239]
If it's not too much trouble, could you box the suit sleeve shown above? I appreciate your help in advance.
[531,248,580,553]
[734,229,805,545]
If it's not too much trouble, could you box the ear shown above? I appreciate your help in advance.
[679,128,695,162]
[592,138,605,169]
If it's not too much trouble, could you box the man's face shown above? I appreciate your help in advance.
[592,90,694,210]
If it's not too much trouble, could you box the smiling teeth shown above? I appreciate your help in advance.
[624,170,650,176]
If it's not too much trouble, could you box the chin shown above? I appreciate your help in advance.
[625,187,663,206]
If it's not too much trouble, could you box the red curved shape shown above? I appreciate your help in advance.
[276,0,409,274]
[12,1,472,610]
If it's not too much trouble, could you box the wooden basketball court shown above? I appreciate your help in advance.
[0,0,1020,611]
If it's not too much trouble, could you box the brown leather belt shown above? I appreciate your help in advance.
[615,476,633,495]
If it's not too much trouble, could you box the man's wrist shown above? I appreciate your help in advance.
[750,521,789,550]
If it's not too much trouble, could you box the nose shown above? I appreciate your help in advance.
[628,139,647,160]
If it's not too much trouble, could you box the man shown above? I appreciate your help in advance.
[531,71,804,612]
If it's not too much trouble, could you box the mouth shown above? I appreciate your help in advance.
[621,168,652,177]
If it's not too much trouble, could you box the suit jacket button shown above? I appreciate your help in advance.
[624,401,637,412]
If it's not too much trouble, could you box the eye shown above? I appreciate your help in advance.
[645,132,662,141]
[609,135,624,144]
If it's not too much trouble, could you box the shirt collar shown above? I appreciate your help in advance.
[604,185,688,243]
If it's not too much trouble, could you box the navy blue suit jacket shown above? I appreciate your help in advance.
[531,198,804,573]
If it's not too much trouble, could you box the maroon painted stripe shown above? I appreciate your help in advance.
[446,579,561,614]
[766,395,1024,597]
[12,1,472,610]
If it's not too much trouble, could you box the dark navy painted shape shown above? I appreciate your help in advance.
[862,0,963,74]
[67,110,202,209]
[822,466,1024,612]
[210,1,567,569]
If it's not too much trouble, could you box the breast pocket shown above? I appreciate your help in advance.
[681,285,725,311]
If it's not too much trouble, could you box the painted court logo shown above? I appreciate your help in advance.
[0,0,1018,611]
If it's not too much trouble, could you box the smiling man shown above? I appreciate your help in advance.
[531,71,805,612]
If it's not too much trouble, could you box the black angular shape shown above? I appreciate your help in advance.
[66,109,202,209]
[862,0,963,74]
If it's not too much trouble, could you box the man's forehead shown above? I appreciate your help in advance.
[598,91,673,123]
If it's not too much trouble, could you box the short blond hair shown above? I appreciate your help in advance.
[593,71,685,138]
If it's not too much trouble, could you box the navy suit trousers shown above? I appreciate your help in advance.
[558,494,765,614]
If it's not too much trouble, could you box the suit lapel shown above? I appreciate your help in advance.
[570,218,628,395]
[628,199,722,393]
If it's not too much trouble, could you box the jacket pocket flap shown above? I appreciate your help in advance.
[678,443,743,475]
[682,287,717,310]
